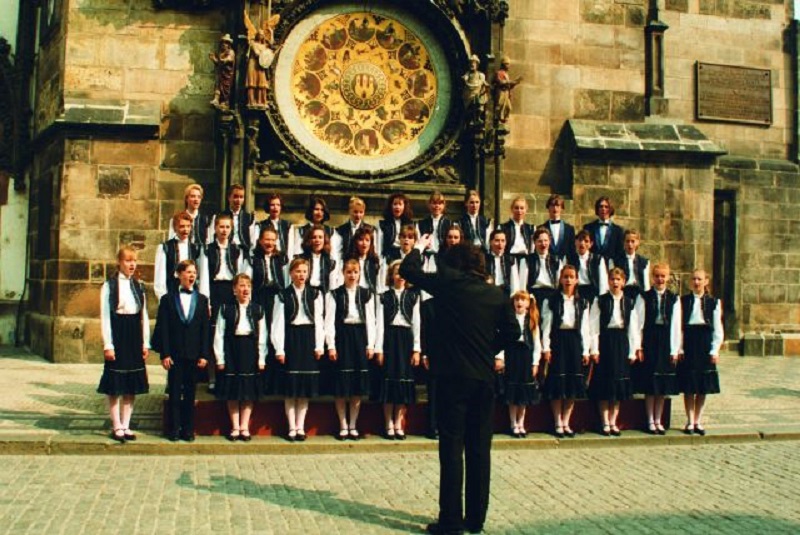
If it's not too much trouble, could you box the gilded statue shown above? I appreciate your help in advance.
[462,54,489,114]
[209,34,235,110]
[493,56,522,123]
[244,10,280,109]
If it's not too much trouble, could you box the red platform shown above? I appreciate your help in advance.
[164,390,670,438]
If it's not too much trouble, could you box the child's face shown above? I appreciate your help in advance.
[228,189,245,211]
[392,269,405,288]
[490,233,506,254]
[653,268,669,290]
[596,200,611,220]
[576,236,591,255]
[534,233,550,254]
[511,200,527,221]
[400,232,416,252]
[175,219,192,240]
[311,203,325,223]
[429,198,445,217]
[119,252,137,277]
[691,271,707,293]
[186,189,202,211]
[356,234,371,256]
[215,218,232,241]
[269,198,282,219]
[291,264,309,286]
[465,194,480,215]
[310,229,325,253]
[445,229,461,247]
[560,269,577,293]
[392,198,405,218]
[609,273,625,292]
[259,231,277,254]
[234,279,252,302]
[179,265,197,289]
[548,202,563,220]
[344,265,360,286]
[513,296,529,315]
[624,235,639,255]
[350,206,365,225]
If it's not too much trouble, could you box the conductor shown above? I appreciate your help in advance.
[401,234,520,535]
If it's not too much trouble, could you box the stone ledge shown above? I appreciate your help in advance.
[566,120,726,157]
[59,98,161,131]
[740,332,800,357]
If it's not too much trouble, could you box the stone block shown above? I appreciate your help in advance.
[61,198,107,229]
[161,141,216,169]
[717,156,758,170]
[109,200,160,230]
[98,36,160,70]
[183,114,215,142]
[574,89,610,120]
[46,260,90,282]
[740,333,764,356]
[759,284,787,304]
[775,172,800,188]
[125,69,189,96]
[57,282,101,317]
[665,0,689,11]
[580,0,624,25]
[573,163,609,186]
[625,5,645,27]
[118,230,164,264]
[130,167,157,200]
[610,92,644,121]
[764,333,784,356]
[784,335,800,356]
[82,319,105,360]
[97,166,131,197]
[92,140,159,166]
[59,230,118,262]
[64,65,124,92]
[66,139,91,163]
[62,163,97,200]
[508,115,551,150]
[90,262,106,283]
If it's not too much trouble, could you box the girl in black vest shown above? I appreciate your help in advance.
[500,196,534,271]
[416,191,453,269]
[609,229,650,302]
[154,211,203,301]
[636,263,681,435]
[260,192,291,255]
[169,183,212,247]
[332,196,374,262]
[343,226,383,294]
[377,193,414,260]
[567,230,608,304]
[200,213,250,393]
[526,227,563,308]
[271,258,325,441]
[541,265,591,438]
[299,224,340,295]
[288,195,334,259]
[485,228,521,298]
[325,259,377,440]
[98,246,150,442]
[678,269,723,436]
[460,189,491,253]
[213,274,267,441]
[496,291,542,438]
[375,261,421,439]
[588,267,640,436]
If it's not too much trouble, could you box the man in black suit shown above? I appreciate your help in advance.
[401,235,520,535]
[582,196,625,260]
[540,194,576,258]
[155,259,210,441]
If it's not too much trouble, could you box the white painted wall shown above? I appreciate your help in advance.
[0,178,28,344]
[0,0,19,47]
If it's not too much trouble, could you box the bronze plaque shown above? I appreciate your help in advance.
[696,62,772,125]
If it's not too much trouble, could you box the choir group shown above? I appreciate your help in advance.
[96,184,723,442]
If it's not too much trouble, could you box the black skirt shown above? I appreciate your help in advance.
[256,288,280,395]
[378,325,416,405]
[280,324,320,398]
[636,323,679,395]
[216,335,261,401]
[499,341,540,406]
[588,328,632,402]
[542,329,586,400]
[331,323,370,398]
[678,325,721,395]
[97,314,149,396]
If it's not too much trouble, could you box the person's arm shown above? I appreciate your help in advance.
[399,235,443,295]
[598,257,609,295]
[710,299,724,358]
[634,294,645,350]
[199,298,210,362]
[411,299,422,353]
[495,299,521,352]
[588,300,600,357]
[670,298,682,359]
[330,232,343,263]
[324,293,337,349]
[156,296,172,359]
[532,326,542,366]
[374,299,384,355]
[141,292,151,351]
[100,282,114,353]
[541,299,552,353]
[154,245,167,300]
[213,309,226,367]
[199,253,210,298]
[642,262,651,292]
[579,306,591,357]
[627,302,640,361]
[257,315,268,368]
[314,293,325,354]
[366,295,377,352]
[271,298,285,357]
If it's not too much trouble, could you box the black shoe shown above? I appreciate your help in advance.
[694,424,706,436]
[683,424,694,435]
[601,425,611,437]
[226,430,240,442]
[563,427,575,438]
[610,426,621,437]
[286,431,296,442]
[426,430,439,440]
[239,432,252,442]
[395,430,407,441]
[111,430,126,443]
[426,522,464,535]
[464,522,484,534]
[180,433,195,442]
[554,426,565,439]
[348,429,360,441]
[336,429,348,441]
[166,433,180,442]
[296,431,307,442]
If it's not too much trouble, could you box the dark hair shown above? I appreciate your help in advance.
[227,183,245,196]
[442,224,465,252]
[575,229,592,242]
[301,223,332,255]
[346,227,380,263]
[594,196,615,217]
[214,212,233,225]
[305,195,331,223]
[533,226,552,241]
[441,243,487,279]
[382,193,414,222]
[176,259,197,274]
[489,228,507,241]
[546,194,564,209]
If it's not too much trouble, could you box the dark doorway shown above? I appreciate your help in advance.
[713,190,737,336]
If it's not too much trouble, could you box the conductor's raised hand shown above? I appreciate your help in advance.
[417,233,433,251]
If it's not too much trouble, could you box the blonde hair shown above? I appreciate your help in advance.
[510,196,527,209]
[116,245,137,263]
[385,260,403,286]
[608,267,627,282]
[349,196,366,211]
[624,229,641,239]
[183,184,204,202]
[232,273,252,286]
[429,191,446,203]
[289,257,310,272]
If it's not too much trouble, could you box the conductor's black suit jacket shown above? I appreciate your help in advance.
[155,291,210,361]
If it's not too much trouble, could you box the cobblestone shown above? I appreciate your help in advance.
[0,443,798,534]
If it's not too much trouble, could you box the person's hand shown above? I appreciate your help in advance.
[366,349,374,360]
[494,359,504,373]
[422,356,430,370]
[669,354,678,366]
[104,349,116,362]
[142,348,149,360]
[314,350,323,360]
[276,354,286,365]
[532,364,539,377]
[217,364,224,371]
[542,351,551,363]
[582,355,590,366]
[411,351,420,367]
[710,354,719,365]
[591,353,599,364]
[197,358,208,369]
[258,364,265,372]
[328,349,338,362]
[162,357,173,370]
[636,349,643,362]
[417,233,433,251]
[375,353,384,366]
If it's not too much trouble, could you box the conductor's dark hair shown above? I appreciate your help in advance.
[441,243,487,279]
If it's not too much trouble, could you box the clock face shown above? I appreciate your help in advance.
[272,5,453,179]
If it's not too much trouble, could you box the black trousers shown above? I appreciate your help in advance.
[427,377,438,434]
[167,359,198,436]
[436,376,494,532]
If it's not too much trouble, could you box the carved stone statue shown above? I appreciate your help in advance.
[209,34,235,109]
[493,56,522,123]
[462,54,489,115]
[244,10,280,109]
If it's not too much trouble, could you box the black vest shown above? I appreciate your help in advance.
[501,220,533,255]
[189,211,211,248]
[252,250,287,291]
[336,222,375,257]
[107,276,145,317]
[378,218,410,257]
[681,294,716,326]
[331,286,372,326]
[548,293,588,330]
[220,302,264,341]
[485,252,515,293]
[614,254,649,288]
[163,238,202,292]
[205,242,242,279]
[299,252,336,293]
[566,251,603,288]
[357,256,381,293]
[527,253,560,289]
[296,222,334,244]
[643,289,677,328]
[381,288,419,324]
[597,293,634,329]
[460,214,490,249]
[221,210,255,252]
[417,216,452,248]
[279,286,319,324]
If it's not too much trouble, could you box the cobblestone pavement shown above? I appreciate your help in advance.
[0,442,797,534]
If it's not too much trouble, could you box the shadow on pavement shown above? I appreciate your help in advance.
[748,387,800,399]
[176,472,431,532]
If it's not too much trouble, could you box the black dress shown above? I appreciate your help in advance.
[677,294,722,395]
[541,294,588,400]
[329,287,373,398]
[637,289,679,396]
[499,316,540,406]
[274,287,322,398]
[377,289,419,405]
[215,303,264,401]
[588,294,635,402]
